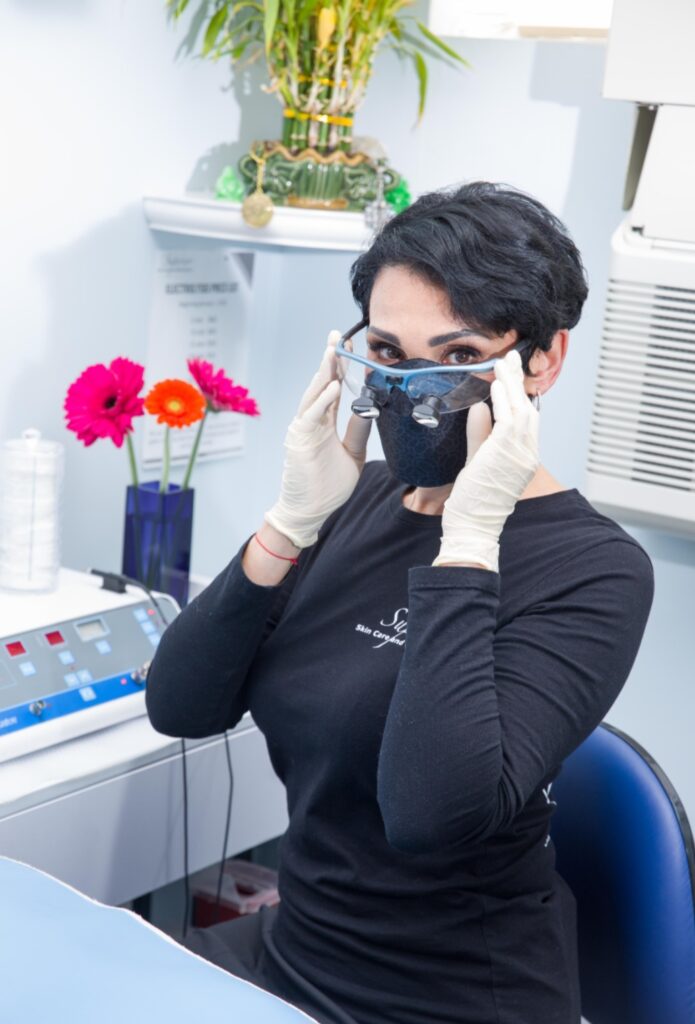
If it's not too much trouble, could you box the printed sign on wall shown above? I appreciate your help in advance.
[142,247,254,471]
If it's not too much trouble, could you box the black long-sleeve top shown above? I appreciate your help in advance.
[146,461,654,1024]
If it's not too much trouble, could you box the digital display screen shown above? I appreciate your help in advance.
[5,641,26,657]
[45,630,65,646]
[75,618,107,642]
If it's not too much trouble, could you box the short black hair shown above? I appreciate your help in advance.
[349,181,588,367]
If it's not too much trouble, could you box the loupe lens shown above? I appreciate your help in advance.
[406,371,492,413]
[412,396,443,428]
[351,386,382,418]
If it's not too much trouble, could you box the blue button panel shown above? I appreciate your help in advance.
[0,672,144,737]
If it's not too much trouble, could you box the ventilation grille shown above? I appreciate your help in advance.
[588,279,695,492]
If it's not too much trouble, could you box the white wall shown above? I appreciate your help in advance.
[1,2,693,825]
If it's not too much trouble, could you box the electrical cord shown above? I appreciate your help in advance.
[181,737,190,938]
[89,571,239,939]
[89,567,170,624]
[212,730,235,927]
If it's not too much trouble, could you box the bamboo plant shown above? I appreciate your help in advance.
[166,0,468,154]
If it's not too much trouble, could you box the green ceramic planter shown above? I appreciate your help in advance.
[237,141,401,213]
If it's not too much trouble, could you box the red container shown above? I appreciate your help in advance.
[192,858,279,928]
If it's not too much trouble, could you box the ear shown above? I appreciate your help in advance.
[526,329,569,395]
[465,401,493,465]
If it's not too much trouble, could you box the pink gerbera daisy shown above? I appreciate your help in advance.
[64,357,145,448]
[187,358,260,416]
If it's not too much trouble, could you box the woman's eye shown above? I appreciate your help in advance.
[368,342,402,362]
[443,348,480,365]
[367,341,482,365]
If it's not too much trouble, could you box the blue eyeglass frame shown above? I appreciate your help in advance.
[336,319,533,395]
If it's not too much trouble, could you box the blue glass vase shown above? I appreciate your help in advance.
[121,482,194,607]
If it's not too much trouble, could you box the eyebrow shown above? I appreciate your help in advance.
[367,325,491,348]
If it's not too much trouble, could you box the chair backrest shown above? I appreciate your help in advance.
[551,722,695,1024]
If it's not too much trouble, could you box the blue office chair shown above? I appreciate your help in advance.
[551,722,695,1024]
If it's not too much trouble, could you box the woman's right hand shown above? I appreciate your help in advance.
[263,330,372,549]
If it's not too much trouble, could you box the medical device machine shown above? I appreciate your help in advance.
[0,569,178,764]
[586,0,695,536]
[0,569,288,908]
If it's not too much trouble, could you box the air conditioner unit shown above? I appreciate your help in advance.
[586,225,695,536]
[585,0,695,537]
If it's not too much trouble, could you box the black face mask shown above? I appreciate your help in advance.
[372,359,495,488]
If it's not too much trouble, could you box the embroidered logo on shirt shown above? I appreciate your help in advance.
[542,782,557,847]
[354,606,408,650]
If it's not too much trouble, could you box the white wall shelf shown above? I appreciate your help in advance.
[428,0,612,41]
[143,194,372,252]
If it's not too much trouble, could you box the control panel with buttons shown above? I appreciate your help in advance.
[0,595,178,746]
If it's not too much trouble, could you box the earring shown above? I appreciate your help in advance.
[531,390,541,411]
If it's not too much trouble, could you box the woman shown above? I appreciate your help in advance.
[146,182,654,1024]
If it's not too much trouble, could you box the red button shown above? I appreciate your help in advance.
[45,630,65,646]
[6,641,26,657]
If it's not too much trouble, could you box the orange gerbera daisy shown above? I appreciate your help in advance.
[144,379,206,428]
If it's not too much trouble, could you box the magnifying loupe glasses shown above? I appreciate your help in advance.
[335,320,533,428]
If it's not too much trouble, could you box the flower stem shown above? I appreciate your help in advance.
[160,428,171,494]
[126,432,139,487]
[182,412,207,491]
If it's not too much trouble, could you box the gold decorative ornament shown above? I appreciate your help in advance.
[241,146,274,228]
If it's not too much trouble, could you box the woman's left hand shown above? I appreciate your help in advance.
[432,349,540,573]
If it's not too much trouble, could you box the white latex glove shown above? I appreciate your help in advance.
[432,349,540,573]
[264,330,372,549]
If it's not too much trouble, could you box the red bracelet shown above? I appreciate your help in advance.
[253,532,300,566]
